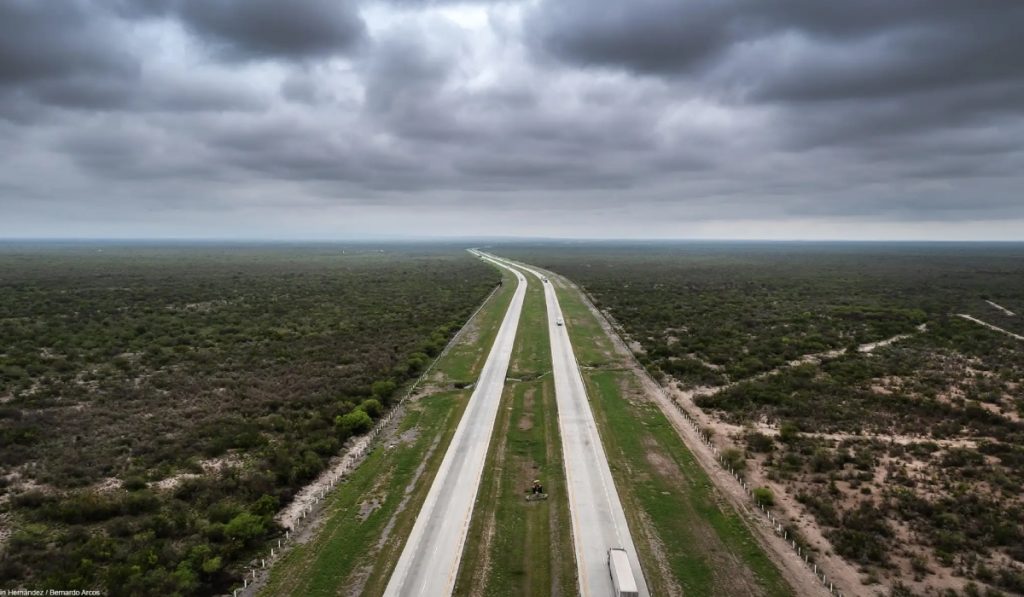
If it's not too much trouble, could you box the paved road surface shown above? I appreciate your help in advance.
[484,253,650,597]
[383,252,526,597]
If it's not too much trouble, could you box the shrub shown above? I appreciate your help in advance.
[224,512,265,546]
[359,399,383,419]
[747,431,774,453]
[779,422,801,444]
[753,486,775,506]
[370,380,397,401]
[336,409,373,435]
[723,448,746,472]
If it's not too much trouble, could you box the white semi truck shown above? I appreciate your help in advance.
[608,548,639,597]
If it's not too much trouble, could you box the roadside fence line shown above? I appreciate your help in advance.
[569,283,844,597]
[228,278,503,596]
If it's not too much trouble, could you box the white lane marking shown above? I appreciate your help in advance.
[487,253,649,597]
[384,255,526,597]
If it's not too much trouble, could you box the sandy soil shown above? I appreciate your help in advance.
[956,314,1024,341]
[986,300,1016,317]
[858,324,928,353]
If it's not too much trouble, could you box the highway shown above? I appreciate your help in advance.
[484,253,650,597]
[383,252,526,597]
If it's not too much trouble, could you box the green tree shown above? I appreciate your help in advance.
[336,409,373,435]
[224,512,265,546]
[359,398,383,418]
[371,380,397,400]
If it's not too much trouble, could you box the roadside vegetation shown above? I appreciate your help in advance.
[259,264,517,596]
[548,274,793,596]
[0,243,498,595]
[499,242,1024,596]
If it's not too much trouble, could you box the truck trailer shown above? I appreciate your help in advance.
[608,548,639,597]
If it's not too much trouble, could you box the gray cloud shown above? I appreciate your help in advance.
[175,0,367,60]
[0,2,136,84]
[113,0,368,60]
[1,0,1023,240]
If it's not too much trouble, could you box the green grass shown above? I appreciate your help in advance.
[260,266,518,596]
[548,270,793,596]
[586,370,791,596]
[454,274,576,596]
[442,274,517,383]
[553,282,614,367]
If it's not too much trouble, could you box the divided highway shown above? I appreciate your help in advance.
[383,253,527,597]
[484,253,650,597]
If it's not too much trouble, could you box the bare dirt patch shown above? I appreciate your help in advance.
[344,422,444,596]
[635,509,684,597]
[358,496,383,522]
[277,424,387,531]
[986,299,1016,317]
[518,388,536,431]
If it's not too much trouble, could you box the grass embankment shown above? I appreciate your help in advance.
[553,279,794,596]
[260,268,517,597]
[454,275,577,596]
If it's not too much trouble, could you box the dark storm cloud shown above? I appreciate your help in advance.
[0,2,135,84]
[0,1,139,116]
[2,0,1024,239]
[0,1,278,120]
[527,0,1024,186]
[175,0,367,60]
[528,0,1024,84]
[113,0,367,60]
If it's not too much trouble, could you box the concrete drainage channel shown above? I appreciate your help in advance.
[228,280,505,597]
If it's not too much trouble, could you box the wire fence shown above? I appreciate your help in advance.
[227,279,503,596]
[572,281,845,597]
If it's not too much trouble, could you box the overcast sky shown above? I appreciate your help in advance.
[2,0,1023,240]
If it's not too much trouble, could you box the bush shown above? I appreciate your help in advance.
[779,422,801,444]
[747,432,774,453]
[359,399,383,419]
[336,409,373,435]
[753,486,775,506]
[723,448,746,472]
[370,380,397,401]
[223,512,265,546]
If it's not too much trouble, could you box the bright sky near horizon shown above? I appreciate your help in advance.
[2,1,1023,240]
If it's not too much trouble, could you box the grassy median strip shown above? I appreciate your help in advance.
[554,279,793,596]
[260,267,517,597]
[454,275,577,596]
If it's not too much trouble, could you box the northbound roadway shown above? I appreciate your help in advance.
[383,253,527,597]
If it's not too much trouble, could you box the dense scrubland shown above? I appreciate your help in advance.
[0,243,498,595]
[497,242,1024,596]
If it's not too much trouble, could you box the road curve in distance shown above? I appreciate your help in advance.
[483,252,650,597]
[383,251,527,597]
